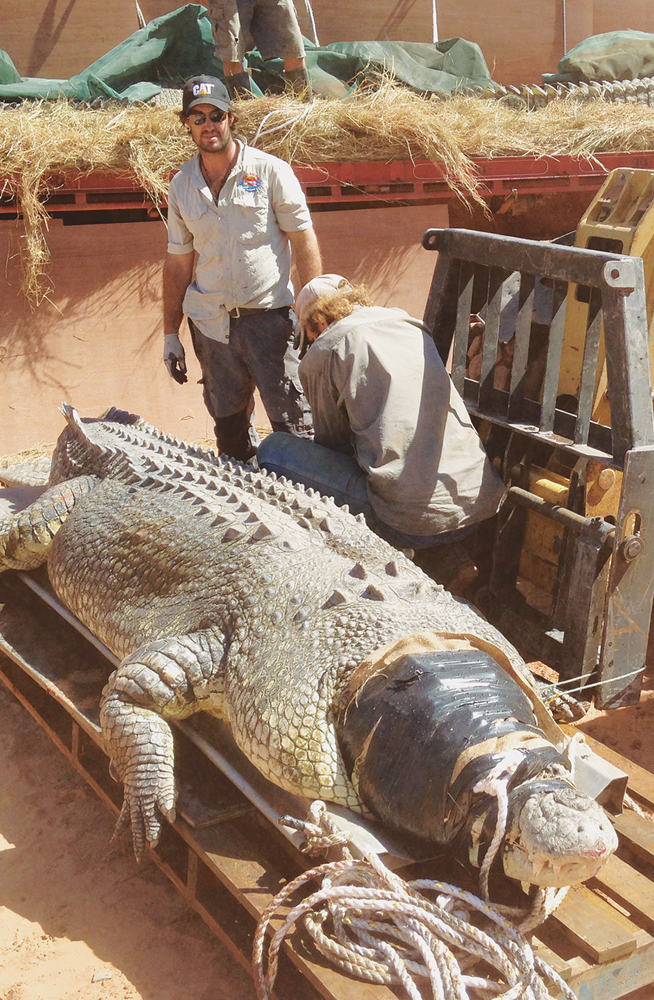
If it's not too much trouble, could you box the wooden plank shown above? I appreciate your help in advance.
[566,933,654,1000]
[192,823,399,1000]
[592,854,654,932]
[560,725,654,810]
[551,885,639,964]
[612,809,654,867]
[531,936,572,981]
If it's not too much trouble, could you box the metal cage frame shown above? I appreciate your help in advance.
[422,228,654,707]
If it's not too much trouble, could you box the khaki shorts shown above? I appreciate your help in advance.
[207,0,305,63]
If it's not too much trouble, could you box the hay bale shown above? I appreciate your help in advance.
[3,82,654,300]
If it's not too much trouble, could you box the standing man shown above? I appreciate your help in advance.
[258,275,506,594]
[163,75,322,461]
[207,0,312,99]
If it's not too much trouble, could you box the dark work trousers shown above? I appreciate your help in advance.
[189,310,313,462]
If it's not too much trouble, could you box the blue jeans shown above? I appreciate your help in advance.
[257,433,475,550]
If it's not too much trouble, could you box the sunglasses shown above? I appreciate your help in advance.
[188,109,227,126]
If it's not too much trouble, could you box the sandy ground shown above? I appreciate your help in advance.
[540,622,654,778]
[574,669,654,775]
[0,681,257,1000]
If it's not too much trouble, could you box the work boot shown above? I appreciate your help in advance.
[412,542,479,598]
[283,67,313,101]
[225,71,255,100]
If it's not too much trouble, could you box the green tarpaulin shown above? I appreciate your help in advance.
[545,29,654,84]
[0,3,494,104]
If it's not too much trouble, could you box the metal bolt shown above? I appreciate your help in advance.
[597,468,615,491]
[621,535,643,561]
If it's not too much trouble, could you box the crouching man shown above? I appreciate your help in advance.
[257,275,506,594]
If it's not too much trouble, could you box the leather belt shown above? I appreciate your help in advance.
[228,305,290,319]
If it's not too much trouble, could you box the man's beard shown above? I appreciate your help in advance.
[197,125,232,154]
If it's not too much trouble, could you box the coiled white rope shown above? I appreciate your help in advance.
[253,800,576,1000]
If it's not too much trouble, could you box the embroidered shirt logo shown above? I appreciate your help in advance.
[239,173,263,192]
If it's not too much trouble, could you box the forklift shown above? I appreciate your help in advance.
[422,168,654,710]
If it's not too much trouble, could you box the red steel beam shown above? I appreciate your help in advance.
[1,151,654,215]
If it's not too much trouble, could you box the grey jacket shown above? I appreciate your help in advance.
[299,305,506,535]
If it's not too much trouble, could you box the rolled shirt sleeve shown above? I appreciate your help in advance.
[166,179,195,255]
[269,159,314,233]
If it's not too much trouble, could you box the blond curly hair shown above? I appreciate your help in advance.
[304,284,374,336]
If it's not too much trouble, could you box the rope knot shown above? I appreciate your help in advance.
[281,800,352,857]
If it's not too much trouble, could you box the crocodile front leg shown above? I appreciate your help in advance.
[0,475,98,572]
[99,629,228,860]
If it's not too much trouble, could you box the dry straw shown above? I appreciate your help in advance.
[0,443,54,468]
[3,81,654,301]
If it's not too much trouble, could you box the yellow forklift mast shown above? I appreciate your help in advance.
[520,170,654,601]
[560,168,654,426]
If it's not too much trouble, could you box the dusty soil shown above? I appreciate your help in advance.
[530,627,654,778]
[575,668,654,775]
[0,682,257,1000]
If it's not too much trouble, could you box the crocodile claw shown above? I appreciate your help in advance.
[113,781,177,862]
[100,683,178,862]
[537,681,589,722]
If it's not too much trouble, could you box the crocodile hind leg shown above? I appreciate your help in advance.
[0,474,98,572]
[99,629,228,861]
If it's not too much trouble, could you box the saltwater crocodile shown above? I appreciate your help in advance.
[0,405,617,887]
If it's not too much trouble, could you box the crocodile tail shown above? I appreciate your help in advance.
[50,403,120,484]
[0,473,99,572]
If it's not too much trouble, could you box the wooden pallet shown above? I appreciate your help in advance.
[1,570,654,1000]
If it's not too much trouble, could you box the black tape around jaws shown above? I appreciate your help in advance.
[336,649,571,850]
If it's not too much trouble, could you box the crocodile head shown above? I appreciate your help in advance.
[502,781,618,887]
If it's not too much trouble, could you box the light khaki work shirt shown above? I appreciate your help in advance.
[167,141,313,343]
